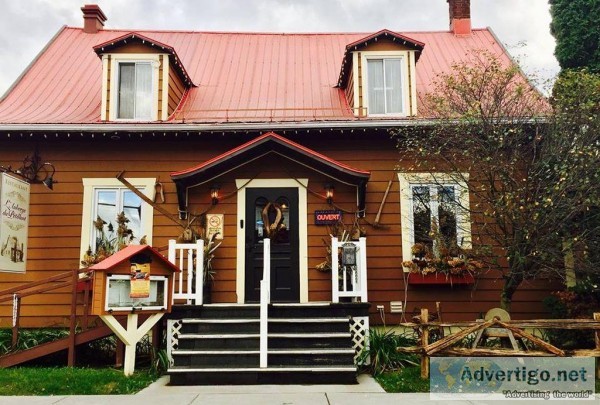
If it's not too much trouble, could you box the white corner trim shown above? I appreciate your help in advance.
[235,178,308,303]
[101,55,109,121]
[397,172,472,268]
[79,178,155,267]
[161,55,169,121]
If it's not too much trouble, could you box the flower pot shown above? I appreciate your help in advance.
[407,272,475,285]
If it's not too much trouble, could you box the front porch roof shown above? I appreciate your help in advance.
[170,131,370,217]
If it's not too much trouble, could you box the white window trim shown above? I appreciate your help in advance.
[106,54,161,121]
[398,172,472,269]
[80,178,155,266]
[360,51,411,117]
[235,178,308,303]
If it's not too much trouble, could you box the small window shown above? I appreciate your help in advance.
[80,178,154,265]
[411,185,459,254]
[367,58,403,115]
[117,62,153,119]
[398,173,471,264]
[93,188,143,252]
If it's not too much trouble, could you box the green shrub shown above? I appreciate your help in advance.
[357,328,419,375]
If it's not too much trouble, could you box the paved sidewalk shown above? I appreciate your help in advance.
[0,374,592,404]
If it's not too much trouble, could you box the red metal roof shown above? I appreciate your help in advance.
[0,27,511,125]
[90,244,180,273]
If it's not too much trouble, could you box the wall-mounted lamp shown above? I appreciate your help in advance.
[210,184,220,205]
[0,149,57,190]
[324,183,334,205]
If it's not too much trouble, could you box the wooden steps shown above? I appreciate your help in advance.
[167,302,369,385]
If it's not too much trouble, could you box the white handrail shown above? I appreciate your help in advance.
[332,237,367,303]
[168,239,204,305]
[260,238,270,368]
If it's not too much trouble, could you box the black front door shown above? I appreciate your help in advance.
[245,187,299,302]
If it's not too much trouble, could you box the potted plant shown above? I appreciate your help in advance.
[402,233,484,285]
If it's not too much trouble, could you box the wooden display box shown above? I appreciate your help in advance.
[90,245,180,316]
[407,272,475,285]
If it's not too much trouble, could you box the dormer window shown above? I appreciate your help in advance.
[94,32,194,122]
[117,61,154,120]
[336,30,424,118]
[365,56,405,115]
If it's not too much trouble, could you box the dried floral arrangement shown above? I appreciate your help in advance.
[81,211,143,267]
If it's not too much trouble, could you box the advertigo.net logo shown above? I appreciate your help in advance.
[430,357,596,401]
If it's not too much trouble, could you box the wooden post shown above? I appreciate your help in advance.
[420,308,429,379]
[67,268,78,366]
[100,313,164,376]
[594,313,600,377]
[115,339,125,368]
[82,280,90,330]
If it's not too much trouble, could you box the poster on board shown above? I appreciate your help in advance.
[206,214,224,240]
[0,173,30,273]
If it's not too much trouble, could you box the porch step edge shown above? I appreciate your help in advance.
[173,350,260,355]
[269,333,350,338]
[168,366,356,373]
[269,318,348,323]
[181,319,259,324]
[179,333,259,339]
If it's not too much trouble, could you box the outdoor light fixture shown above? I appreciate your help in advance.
[325,184,334,205]
[0,149,57,190]
[210,185,220,205]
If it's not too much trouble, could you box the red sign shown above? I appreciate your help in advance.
[314,210,343,225]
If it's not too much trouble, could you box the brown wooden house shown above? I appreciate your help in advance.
[0,2,555,348]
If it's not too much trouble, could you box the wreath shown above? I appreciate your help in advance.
[261,202,285,238]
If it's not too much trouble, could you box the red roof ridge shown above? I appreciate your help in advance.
[63,26,491,36]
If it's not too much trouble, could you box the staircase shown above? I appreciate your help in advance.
[167,302,369,385]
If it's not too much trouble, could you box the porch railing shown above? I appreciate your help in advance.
[260,238,270,368]
[168,240,204,305]
[331,237,368,303]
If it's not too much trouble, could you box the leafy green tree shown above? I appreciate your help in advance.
[550,0,600,72]
[392,52,600,311]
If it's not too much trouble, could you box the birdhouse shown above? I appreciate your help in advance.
[90,245,180,316]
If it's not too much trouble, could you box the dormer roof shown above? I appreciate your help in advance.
[337,29,425,88]
[93,32,194,87]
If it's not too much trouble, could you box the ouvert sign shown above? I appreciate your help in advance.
[0,173,30,273]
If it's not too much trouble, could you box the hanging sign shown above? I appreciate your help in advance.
[314,210,343,225]
[206,214,224,240]
[0,173,30,273]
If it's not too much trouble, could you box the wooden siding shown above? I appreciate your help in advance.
[0,133,560,327]
[168,64,185,116]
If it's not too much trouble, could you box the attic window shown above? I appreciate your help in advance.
[366,58,404,115]
[117,62,153,120]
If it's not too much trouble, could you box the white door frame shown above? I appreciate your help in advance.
[236,178,308,303]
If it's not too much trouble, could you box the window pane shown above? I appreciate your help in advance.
[367,59,384,114]
[254,197,267,242]
[384,59,403,113]
[412,186,432,250]
[438,186,458,249]
[122,191,142,241]
[274,197,290,244]
[118,63,135,119]
[95,190,117,251]
[135,63,152,119]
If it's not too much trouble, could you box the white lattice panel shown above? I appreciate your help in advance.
[349,316,369,365]
[166,319,182,363]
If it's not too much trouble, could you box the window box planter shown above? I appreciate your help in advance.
[407,272,475,285]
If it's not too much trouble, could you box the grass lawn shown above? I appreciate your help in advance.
[0,367,159,395]
[374,367,430,393]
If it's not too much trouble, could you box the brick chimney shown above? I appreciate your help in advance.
[81,4,107,34]
[447,0,471,36]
